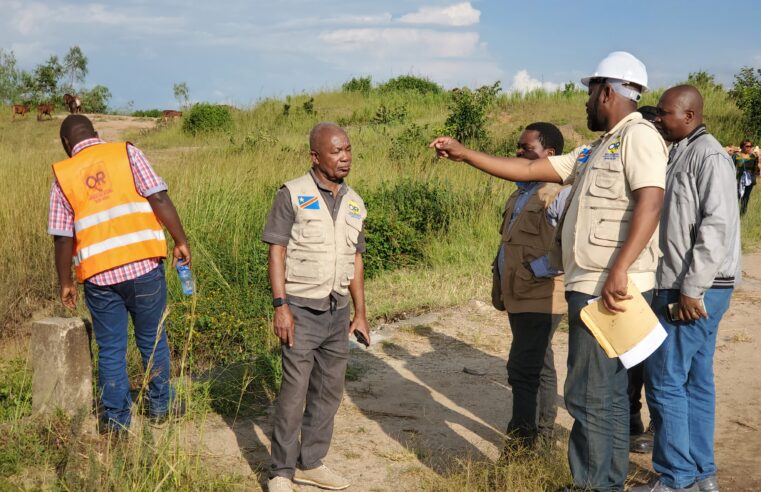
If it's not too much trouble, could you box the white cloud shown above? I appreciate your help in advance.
[320,28,480,58]
[510,70,561,93]
[10,2,183,36]
[398,2,480,26]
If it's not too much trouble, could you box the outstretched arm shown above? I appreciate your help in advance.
[429,137,563,183]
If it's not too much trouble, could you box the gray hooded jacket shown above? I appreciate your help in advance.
[656,125,741,298]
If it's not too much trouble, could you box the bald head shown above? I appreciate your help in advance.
[655,84,704,143]
[60,115,97,156]
[309,122,346,151]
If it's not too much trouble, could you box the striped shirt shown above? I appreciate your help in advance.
[48,138,168,286]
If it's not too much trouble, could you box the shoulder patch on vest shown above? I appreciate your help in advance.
[297,195,320,210]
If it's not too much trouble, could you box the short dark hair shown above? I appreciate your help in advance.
[638,105,658,123]
[524,122,564,154]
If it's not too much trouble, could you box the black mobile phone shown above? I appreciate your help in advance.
[665,302,681,322]
[353,329,369,348]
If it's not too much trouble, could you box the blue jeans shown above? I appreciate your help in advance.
[564,290,652,492]
[84,263,171,429]
[644,288,732,489]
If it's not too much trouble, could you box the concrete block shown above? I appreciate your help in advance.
[31,317,93,416]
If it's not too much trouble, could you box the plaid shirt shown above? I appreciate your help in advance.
[48,138,168,286]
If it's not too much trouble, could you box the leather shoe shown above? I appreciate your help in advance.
[630,431,654,453]
[630,479,698,491]
[696,476,719,492]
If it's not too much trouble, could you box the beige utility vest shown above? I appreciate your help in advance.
[500,184,566,314]
[284,173,366,299]
[551,118,660,273]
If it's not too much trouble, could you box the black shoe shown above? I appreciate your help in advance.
[98,420,129,440]
[630,422,655,453]
[147,398,187,427]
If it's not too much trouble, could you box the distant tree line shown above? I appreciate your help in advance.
[0,46,111,113]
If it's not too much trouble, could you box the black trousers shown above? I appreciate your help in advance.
[627,362,646,435]
[506,312,561,441]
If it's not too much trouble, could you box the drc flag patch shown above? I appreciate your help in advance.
[298,195,320,210]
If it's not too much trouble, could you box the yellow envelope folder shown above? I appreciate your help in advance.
[580,280,659,358]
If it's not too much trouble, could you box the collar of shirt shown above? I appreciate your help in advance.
[602,110,642,138]
[71,137,106,156]
[668,124,708,164]
[309,168,347,197]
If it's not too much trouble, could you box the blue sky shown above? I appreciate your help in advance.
[2,0,759,110]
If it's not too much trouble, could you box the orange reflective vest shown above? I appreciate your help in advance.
[52,142,166,282]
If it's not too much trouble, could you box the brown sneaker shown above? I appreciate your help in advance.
[267,476,294,492]
[294,465,350,490]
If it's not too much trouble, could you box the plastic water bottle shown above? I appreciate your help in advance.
[176,263,194,295]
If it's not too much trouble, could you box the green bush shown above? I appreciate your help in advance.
[389,123,430,162]
[445,81,501,146]
[379,75,442,95]
[730,66,761,140]
[132,109,162,117]
[182,103,233,135]
[362,180,457,278]
[371,104,407,125]
[342,76,372,94]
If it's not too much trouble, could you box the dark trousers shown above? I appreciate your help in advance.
[270,304,350,480]
[740,183,754,215]
[506,312,560,442]
[564,290,653,492]
[627,362,646,435]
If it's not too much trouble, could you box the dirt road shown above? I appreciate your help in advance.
[180,254,761,492]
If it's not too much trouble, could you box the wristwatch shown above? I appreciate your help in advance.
[272,297,288,308]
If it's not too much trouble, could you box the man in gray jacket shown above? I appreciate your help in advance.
[634,85,740,492]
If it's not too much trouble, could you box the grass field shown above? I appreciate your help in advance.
[0,80,758,490]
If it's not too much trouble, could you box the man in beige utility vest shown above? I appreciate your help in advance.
[491,122,569,454]
[262,122,370,492]
[431,52,667,491]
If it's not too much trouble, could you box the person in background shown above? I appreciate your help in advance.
[48,114,190,434]
[733,139,759,215]
[491,122,569,455]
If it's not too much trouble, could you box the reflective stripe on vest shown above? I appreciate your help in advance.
[74,201,154,232]
[52,142,167,282]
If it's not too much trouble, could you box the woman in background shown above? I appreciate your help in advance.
[734,139,759,215]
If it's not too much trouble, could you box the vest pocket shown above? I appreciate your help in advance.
[299,220,325,244]
[286,252,323,284]
[588,160,625,200]
[509,263,554,300]
[345,216,362,247]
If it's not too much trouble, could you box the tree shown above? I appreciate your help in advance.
[63,46,88,92]
[0,49,22,104]
[730,67,761,140]
[686,70,723,91]
[81,85,111,113]
[173,82,189,108]
[33,55,64,100]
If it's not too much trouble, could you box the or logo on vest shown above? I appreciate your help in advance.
[347,200,362,219]
[604,136,621,160]
[575,146,593,175]
[82,163,113,203]
[298,195,320,210]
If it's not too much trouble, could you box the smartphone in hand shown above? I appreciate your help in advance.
[353,329,370,348]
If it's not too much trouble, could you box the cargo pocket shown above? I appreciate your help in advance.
[510,263,554,301]
[345,216,362,248]
[286,252,323,284]
[298,219,325,244]
[588,161,625,201]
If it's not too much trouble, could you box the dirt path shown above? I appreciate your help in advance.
[28,116,761,490]
[181,255,761,491]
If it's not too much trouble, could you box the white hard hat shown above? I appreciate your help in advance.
[581,51,648,90]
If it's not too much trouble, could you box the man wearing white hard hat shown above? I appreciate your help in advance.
[430,51,667,491]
